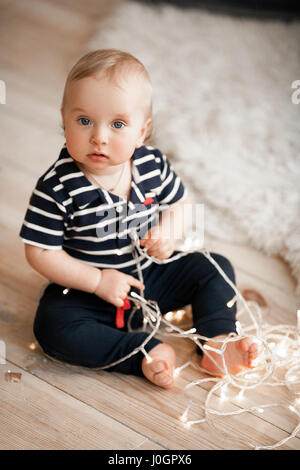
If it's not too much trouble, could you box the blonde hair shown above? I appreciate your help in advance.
[61,49,153,141]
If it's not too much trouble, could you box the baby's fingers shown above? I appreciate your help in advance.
[127,275,145,291]
[140,238,156,250]
[148,242,173,260]
[115,297,126,308]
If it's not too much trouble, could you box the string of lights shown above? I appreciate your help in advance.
[48,230,300,449]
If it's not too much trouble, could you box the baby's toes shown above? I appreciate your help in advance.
[151,360,168,376]
[151,360,174,388]
[249,342,258,358]
[156,371,174,388]
[239,337,252,353]
[249,345,259,366]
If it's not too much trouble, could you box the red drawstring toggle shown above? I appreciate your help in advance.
[143,197,154,206]
[116,298,131,329]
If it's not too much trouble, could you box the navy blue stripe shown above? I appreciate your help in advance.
[20,226,63,247]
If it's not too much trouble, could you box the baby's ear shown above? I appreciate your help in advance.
[60,108,65,131]
[136,118,152,147]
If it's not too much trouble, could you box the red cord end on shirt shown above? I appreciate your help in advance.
[143,197,154,206]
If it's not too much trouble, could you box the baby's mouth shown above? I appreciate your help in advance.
[87,152,109,159]
[88,151,107,155]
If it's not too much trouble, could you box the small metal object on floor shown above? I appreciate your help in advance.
[5,370,22,383]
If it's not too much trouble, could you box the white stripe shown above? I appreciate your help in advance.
[23,220,64,236]
[28,205,64,221]
[33,189,67,213]
[132,257,153,273]
[20,238,62,250]
[159,176,181,204]
[134,153,155,165]
[33,188,54,202]
[73,202,124,217]
[60,171,82,182]
[161,154,168,180]
[146,185,160,196]
[53,183,63,192]
[43,168,56,181]
[77,253,147,269]
[122,205,158,224]
[65,244,133,256]
[160,170,174,191]
[69,185,96,197]
[62,197,72,207]
[64,234,114,242]
[132,163,141,183]
[65,216,119,232]
[55,157,73,167]
[43,157,73,182]
[138,169,160,182]
[102,189,114,205]
[132,181,144,202]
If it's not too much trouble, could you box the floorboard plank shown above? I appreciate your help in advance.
[0,361,149,450]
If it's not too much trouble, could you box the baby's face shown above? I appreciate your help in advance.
[61,75,152,174]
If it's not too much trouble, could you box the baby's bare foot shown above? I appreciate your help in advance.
[201,335,258,377]
[142,343,176,389]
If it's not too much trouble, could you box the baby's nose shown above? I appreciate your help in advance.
[90,126,109,145]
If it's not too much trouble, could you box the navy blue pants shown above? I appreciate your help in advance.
[33,251,237,377]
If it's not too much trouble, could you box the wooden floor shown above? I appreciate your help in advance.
[0,0,299,450]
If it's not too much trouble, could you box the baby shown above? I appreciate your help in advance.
[20,49,258,388]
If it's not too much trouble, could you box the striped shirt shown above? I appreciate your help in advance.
[19,145,186,274]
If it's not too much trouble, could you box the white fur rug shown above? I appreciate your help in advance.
[88,1,300,295]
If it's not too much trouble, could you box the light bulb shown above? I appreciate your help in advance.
[227,295,237,308]
[175,310,184,320]
[220,385,228,401]
[180,411,188,422]
[183,421,191,429]
[235,321,243,336]
[251,356,260,367]
[276,341,288,358]
[165,312,174,321]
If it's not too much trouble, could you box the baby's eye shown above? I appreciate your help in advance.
[112,121,125,129]
[78,117,91,126]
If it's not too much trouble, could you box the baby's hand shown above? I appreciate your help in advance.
[94,269,144,308]
[140,226,175,260]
